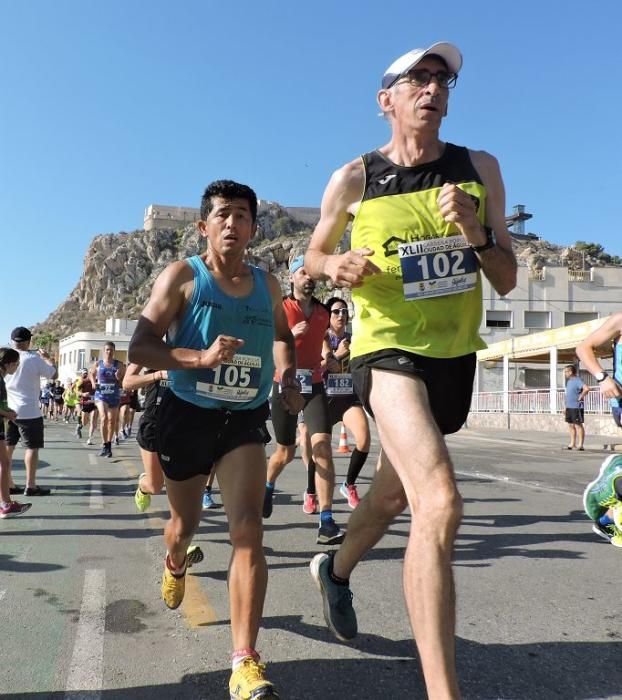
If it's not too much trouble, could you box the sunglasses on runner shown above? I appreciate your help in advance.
[331,309,348,316]
[395,69,457,89]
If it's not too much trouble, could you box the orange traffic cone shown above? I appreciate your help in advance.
[337,423,351,453]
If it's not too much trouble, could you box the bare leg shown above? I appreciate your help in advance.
[217,443,268,650]
[0,440,12,503]
[6,444,16,488]
[343,406,371,453]
[266,443,295,484]
[140,449,165,494]
[366,369,462,699]
[567,424,576,448]
[164,473,207,568]
[310,433,335,510]
[577,424,585,449]
[24,448,40,489]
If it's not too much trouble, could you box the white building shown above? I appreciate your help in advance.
[58,318,137,383]
[479,265,622,390]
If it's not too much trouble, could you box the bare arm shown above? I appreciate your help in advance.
[579,384,591,401]
[128,260,243,370]
[439,150,517,296]
[122,363,167,391]
[305,159,381,286]
[267,274,304,414]
[576,313,622,400]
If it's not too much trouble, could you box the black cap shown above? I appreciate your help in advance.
[11,326,32,343]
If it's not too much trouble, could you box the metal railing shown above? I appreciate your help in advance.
[471,388,610,414]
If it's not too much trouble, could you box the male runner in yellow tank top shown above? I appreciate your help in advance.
[305,42,517,699]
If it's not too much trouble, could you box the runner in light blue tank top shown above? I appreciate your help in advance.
[128,180,303,698]
[167,255,275,411]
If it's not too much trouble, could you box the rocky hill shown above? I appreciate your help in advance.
[32,204,619,344]
[33,202,331,342]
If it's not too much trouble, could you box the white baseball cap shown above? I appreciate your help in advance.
[381,42,463,89]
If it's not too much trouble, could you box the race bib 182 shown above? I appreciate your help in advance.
[325,373,353,396]
[398,235,478,301]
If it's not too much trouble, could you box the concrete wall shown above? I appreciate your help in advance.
[466,411,622,438]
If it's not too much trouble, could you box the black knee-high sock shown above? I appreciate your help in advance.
[306,458,316,494]
[345,449,369,486]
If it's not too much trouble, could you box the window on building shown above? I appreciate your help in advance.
[565,312,598,326]
[78,349,85,370]
[486,310,512,328]
[524,369,550,388]
[524,311,551,330]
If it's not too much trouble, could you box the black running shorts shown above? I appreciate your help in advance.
[350,349,476,436]
[156,390,271,481]
[6,417,45,449]
[80,403,96,414]
[565,407,584,425]
[136,414,158,453]
[270,381,332,446]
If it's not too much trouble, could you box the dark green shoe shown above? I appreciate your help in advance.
[310,551,357,641]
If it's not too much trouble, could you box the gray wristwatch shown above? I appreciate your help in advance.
[595,371,609,383]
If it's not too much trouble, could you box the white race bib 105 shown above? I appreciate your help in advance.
[196,354,261,403]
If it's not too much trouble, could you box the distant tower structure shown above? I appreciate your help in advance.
[505,204,533,235]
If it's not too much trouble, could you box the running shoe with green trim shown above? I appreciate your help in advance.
[592,521,622,547]
[583,454,622,520]
[134,474,151,512]
[229,657,280,699]
[162,559,186,609]
[614,502,622,531]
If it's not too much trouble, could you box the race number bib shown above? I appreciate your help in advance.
[398,235,478,301]
[296,369,313,394]
[196,354,261,403]
[99,382,116,396]
[326,373,353,396]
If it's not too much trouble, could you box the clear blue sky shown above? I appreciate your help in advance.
[2,0,621,345]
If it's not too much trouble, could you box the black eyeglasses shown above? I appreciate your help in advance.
[396,69,457,89]
[331,309,348,316]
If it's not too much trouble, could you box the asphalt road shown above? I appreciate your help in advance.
[1,419,620,700]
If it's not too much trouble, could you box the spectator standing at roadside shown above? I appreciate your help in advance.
[5,327,57,496]
[0,347,32,517]
[563,364,590,450]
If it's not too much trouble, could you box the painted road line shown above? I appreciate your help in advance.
[0,590,5,601]
[456,468,580,498]
[64,568,105,698]
[90,483,104,510]
[122,456,218,628]
[183,572,218,628]
[88,454,97,466]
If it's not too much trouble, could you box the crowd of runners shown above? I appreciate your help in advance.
[2,40,622,700]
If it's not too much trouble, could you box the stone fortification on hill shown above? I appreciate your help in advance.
[33,202,618,344]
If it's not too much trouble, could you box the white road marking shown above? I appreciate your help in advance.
[0,590,5,601]
[64,569,105,698]
[89,483,103,510]
[88,454,98,466]
[456,469,580,498]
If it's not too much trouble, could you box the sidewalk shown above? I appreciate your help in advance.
[460,425,622,452]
